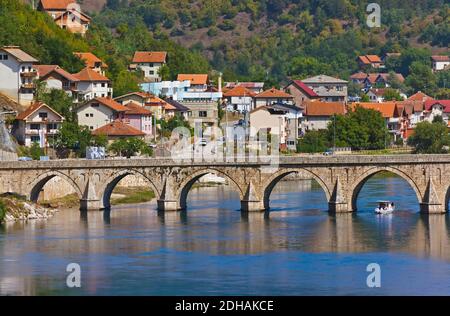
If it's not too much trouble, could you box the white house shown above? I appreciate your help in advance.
[431,56,450,72]
[131,51,167,82]
[0,46,39,106]
[72,67,112,102]
[14,102,64,148]
[223,85,256,113]
[35,65,79,97]
[76,97,128,131]
[424,100,450,124]
[250,106,289,150]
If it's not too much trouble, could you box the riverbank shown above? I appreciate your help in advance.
[0,194,56,223]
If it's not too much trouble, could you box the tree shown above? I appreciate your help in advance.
[407,120,450,154]
[28,142,45,160]
[383,88,403,101]
[326,107,389,150]
[0,199,6,223]
[405,61,437,94]
[51,122,93,158]
[109,138,152,158]
[113,71,140,97]
[296,130,329,153]
[40,89,75,121]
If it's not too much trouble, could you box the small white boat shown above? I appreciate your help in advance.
[375,201,395,214]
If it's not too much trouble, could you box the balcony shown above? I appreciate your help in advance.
[21,83,35,89]
[20,70,38,78]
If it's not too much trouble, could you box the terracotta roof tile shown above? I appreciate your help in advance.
[305,101,346,116]
[350,102,397,118]
[39,0,75,10]
[73,67,110,82]
[223,85,256,97]
[424,100,450,112]
[408,91,433,102]
[16,102,64,120]
[177,74,208,85]
[74,52,107,68]
[255,87,293,99]
[132,51,167,63]
[86,97,129,112]
[124,102,152,115]
[431,55,450,62]
[92,120,145,137]
[35,64,79,82]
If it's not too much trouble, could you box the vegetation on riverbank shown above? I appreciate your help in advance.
[110,187,156,205]
[0,199,6,223]
[0,194,55,222]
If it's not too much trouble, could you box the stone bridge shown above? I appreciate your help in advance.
[1,155,450,214]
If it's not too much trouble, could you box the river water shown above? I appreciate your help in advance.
[1,173,450,296]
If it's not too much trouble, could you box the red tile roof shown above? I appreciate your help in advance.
[92,120,145,137]
[431,55,450,62]
[73,67,110,82]
[424,100,450,112]
[177,74,208,85]
[74,52,107,68]
[16,102,64,120]
[54,9,91,23]
[358,55,382,64]
[88,97,129,112]
[223,85,256,97]
[132,51,167,64]
[255,87,293,99]
[350,72,368,80]
[305,101,346,116]
[35,65,79,82]
[39,0,75,10]
[350,102,398,118]
[290,80,319,98]
[124,102,153,115]
[407,91,433,102]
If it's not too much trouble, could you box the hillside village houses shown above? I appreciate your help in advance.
[72,67,113,101]
[223,85,256,113]
[92,120,146,144]
[76,97,128,131]
[357,55,384,69]
[74,52,108,76]
[37,0,91,36]
[13,101,64,148]
[254,87,294,107]
[284,80,320,106]
[224,82,265,94]
[303,101,346,131]
[130,51,167,82]
[0,46,39,106]
[35,65,79,97]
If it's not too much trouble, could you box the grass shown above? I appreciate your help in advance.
[111,187,156,205]
[40,193,80,209]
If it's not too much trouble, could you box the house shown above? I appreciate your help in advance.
[0,46,39,106]
[76,97,128,131]
[114,91,155,107]
[14,102,64,148]
[268,103,303,150]
[301,75,348,103]
[72,67,112,102]
[357,55,384,69]
[144,95,173,120]
[177,74,209,92]
[223,85,256,113]
[92,120,145,144]
[375,73,405,87]
[74,52,108,75]
[224,82,264,94]
[350,102,401,141]
[38,0,91,35]
[131,51,167,82]
[366,88,386,103]
[140,80,191,100]
[35,65,79,97]
[249,106,289,151]
[349,72,369,85]
[284,80,320,106]
[424,100,450,124]
[362,73,379,90]
[407,91,433,103]
[303,101,346,130]
[397,100,426,128]
[123,102,153,137]
[254,88,294,108]
[164,98,189,120]
[431,56,450,72]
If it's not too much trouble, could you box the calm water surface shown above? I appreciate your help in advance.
[1,174,450,295]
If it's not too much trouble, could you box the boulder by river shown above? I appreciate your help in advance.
[0,196,57,223]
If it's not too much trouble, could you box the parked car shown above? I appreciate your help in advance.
[18,156,32,161]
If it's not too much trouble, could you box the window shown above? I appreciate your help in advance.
[31,136,40,143]
[149,63,154,67]
[39,112,48,119]
[85,113,89,117]
[90,113,93,117]
[21,66,25,72]
[0,55,2,60]
[199,111,207,117]
[3,54,7,60]
[149,71,154,75]
[47,123,57,130]
[30,124,40,130]
[63,81,69,88]
[90,126,94,130]
[101,83,106,87]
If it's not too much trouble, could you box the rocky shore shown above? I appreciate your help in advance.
[0,197,57,223]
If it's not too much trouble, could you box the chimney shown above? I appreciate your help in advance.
[218,72,222,93]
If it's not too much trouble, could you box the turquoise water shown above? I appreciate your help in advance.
[1,174,450,295]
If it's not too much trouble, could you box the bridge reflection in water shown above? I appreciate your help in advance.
[1,176,450,295]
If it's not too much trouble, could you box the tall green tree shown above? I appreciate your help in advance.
[407,119,450,154]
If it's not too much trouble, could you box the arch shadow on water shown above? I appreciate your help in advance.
[354,171,420,214]
[265,171,329,213]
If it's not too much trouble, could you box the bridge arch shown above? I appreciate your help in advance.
[100,169,160,209]
[28,171,83,203]
[350,166,422,211]
[262,168,331,210]
[177,168,244,210]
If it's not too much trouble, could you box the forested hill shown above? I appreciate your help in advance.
[87,0,448,84]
